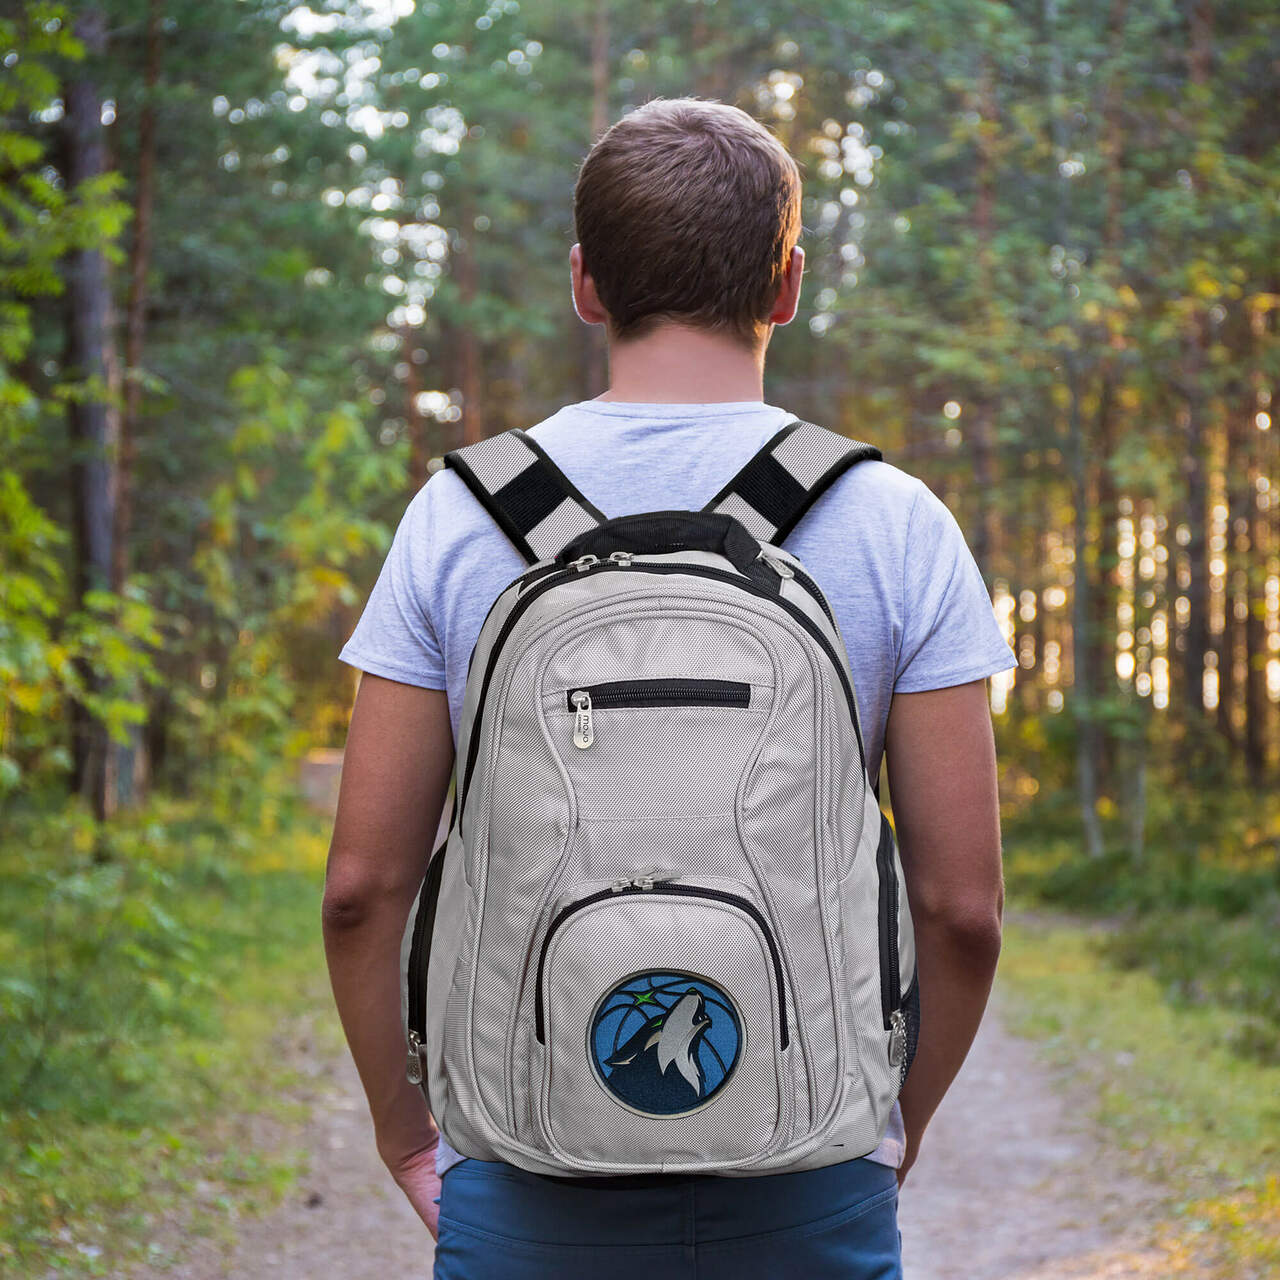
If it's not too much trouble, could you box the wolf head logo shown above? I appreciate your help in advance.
[590,975,741,1116]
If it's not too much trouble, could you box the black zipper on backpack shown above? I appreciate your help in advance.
[456,559,866,823]
[785,562,836,627]
[563,678,751,711]
[406,842,449,1043]
[533,881,788,1049]
[875,812,901,1029]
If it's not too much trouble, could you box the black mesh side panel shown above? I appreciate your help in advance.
[902,974,921,1083]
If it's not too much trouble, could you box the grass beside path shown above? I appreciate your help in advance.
[5,800,1277,1278]
[999,913,1280,1279]
[0,800,338,1276]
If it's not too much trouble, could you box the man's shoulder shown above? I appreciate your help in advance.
[816,454,934,530]
[417,405,582,527]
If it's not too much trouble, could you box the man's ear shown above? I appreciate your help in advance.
[570,243,609,326]
[767,246,805,326]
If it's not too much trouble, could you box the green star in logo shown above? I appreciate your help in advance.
[632,990,658,1006]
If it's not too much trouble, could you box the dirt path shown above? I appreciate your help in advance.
[158,988,1171,1279]
[152,1045,435,1280]
[898,995,1167,1279]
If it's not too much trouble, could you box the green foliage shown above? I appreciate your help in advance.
[0,811,213,1122]
[0,799,330,1274]
[166,358,399,806]
[1003,753,1280,1065]
[0,470,162,800]
[1108,906,1280,1064]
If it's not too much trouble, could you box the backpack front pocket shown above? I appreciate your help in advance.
[534,881,788,1171]
[545,675,772,821]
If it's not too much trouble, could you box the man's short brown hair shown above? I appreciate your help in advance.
[573,98,802,347]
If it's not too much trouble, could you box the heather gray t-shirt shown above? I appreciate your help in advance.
[340,398,1016,1176]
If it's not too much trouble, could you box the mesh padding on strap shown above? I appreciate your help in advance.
[444,430,606,563]
[704,420,881,543]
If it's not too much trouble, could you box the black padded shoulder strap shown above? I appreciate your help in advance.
[703,419,882,544]
[444,429,606,563]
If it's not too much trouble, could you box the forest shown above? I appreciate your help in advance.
[1,0,1277,1274]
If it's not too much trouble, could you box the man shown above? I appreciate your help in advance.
[325,97,1012,1278]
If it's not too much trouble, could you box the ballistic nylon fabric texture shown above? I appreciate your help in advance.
[418,549,903,1176]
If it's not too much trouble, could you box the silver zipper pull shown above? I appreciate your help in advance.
[569,554,599,572]
[610,878,631,893]
[608,550,634,566]
[761,551,795,579]
[406,1029,424,1085]
[571,690,594,748]
[888,1009,907,1070]
[632,875,654,891]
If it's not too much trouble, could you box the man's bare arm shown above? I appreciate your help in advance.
[322,675,454,1234]
[884,679,1004,1184]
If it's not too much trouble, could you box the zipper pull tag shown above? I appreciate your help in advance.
[610,878,631,893]
[888,1010,907,1070]
[632,875,654,891]
[406,1029,424,1085]
[761,551,795,580]
[571,690,594,748]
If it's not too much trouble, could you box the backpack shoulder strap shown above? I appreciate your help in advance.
[444,429,606,563]
[702,419,882,544]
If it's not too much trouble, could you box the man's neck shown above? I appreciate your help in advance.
[595,322,769,404]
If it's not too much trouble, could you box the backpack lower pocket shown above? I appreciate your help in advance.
[534,881,788,1171]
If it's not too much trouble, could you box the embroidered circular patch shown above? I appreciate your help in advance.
[588,972,742,1116]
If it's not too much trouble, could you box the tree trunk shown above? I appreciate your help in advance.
[1180,328,1211,717]
[579,0,610,398]
[1067,352,1105,858]
[1090,371,1119,784]
[1046,0,1104,856]
[1243,301,1271,783]
[64,7,119,824]
[966,56,1001,589]
[1179,1,1214,719]
[111,0,163,810]
[1090,0,1129,785]
[590,0,609,142]
[456,201,485,445]
[116,0,161,589]
[402,322,430,490]
[1021,523,1049,714]
[1129,724,1148,863]
[1218,395,1248,746]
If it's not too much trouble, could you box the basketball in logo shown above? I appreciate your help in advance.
[588,971,742,1116]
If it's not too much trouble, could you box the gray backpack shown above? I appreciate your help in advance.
[405,419,917,1177]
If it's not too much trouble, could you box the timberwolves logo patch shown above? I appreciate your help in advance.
[589,972,742,1116]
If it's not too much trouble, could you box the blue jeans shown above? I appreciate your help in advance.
[433,1156,902,1279]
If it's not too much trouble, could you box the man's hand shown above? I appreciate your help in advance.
[884,679,1004,1187]
[322,675,455,1236]
[384,1135,443,1239]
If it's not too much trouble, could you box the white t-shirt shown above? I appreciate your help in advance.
[341,398,1017,1176]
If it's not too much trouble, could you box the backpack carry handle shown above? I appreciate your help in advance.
[556,510,762,574]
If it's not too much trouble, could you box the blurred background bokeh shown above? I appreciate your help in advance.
[1,1,1276,1275]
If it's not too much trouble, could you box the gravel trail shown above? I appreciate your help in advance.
[898,996,1167,1279]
